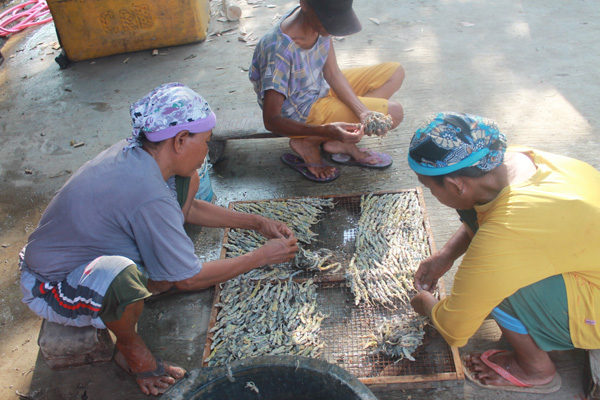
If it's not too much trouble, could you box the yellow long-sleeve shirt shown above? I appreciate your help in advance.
[431,147,600,349]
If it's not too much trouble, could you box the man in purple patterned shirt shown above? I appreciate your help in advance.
[250,0,405,182]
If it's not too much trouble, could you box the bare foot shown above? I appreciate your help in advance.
[289,138,337,179]
[464,350,556,388]
[321,141,380,165]
[115,351,186,396]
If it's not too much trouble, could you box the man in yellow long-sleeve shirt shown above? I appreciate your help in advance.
[407,112,600,393]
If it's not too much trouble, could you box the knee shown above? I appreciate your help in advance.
[388,63,405,89]
[394,64,405,83]
[100,264,151,325]
[388,101,404,128]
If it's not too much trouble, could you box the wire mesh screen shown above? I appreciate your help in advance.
[204,190,463,386]
[315,281,456,379]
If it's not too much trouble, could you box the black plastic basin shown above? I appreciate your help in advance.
[161,355,377,400]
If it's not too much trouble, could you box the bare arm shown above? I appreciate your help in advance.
[174,236,298,290]
[414,222,473,291]
[184,198,293,239]
[322,40,370,123]
[262,89,362,142]
[147,197,298,293]
[411,290,439,319]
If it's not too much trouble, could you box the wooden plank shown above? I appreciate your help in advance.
[368,378,463,391]
[213,125,277,140]
[200,283,223,366]
[361,372,461,385]
[212,109,277,140]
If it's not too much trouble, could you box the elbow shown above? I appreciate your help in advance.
[434,323,470,348]
[173,280,193,291]
[263,115,278,133]
[174,278,212,291]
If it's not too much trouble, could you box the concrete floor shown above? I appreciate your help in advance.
[0,0,598,398]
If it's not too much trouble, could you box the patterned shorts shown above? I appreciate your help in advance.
[20,256,137,329]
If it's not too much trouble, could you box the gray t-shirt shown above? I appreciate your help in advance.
[23,140,202,282]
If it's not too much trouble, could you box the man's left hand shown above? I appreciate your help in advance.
[256,216,295,239]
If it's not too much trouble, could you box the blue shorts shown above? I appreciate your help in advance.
[492,274,574,351]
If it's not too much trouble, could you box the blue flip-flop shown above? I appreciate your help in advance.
[280,153,339,183]
[330,148,393,169]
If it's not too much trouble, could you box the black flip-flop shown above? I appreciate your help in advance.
[115,352,186,394]
[280,153,339,183]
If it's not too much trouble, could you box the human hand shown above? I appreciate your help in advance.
[359,110,372,125]
[410,290,438,318]
[326,121,363,143]
[256,216,295,239]
[414,252,454,292]
[257,236,298,265]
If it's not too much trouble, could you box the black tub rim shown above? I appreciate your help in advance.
[160,355,378,400]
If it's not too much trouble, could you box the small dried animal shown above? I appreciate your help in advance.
[364,314,428,361]
[205,276,325,366]
[225,197,335,280]
[363,112,393,137]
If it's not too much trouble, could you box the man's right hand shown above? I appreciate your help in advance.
[326,121,364,143]
[414,251,454,292]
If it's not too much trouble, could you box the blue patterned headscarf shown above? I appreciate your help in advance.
[124,82,216,151]
[408,112,507,176]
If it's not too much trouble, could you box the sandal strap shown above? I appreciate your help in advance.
[296,161,327,168]
[133,356,167,380]
[354,154,381,165]
[480,350,531,387]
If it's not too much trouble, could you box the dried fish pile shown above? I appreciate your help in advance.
[293,247,342,272]
[364,314,428,361]
[346,193,430,308]
[205,276,325,366]
[363,112,393,137]
[225,198,336,279]
[231,198,334,245]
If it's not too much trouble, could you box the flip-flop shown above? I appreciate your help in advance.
[463,349,562,394]
[115,351,186,394]
[280,153,339,183]
[330,148,392,169]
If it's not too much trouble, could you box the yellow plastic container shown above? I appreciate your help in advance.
[47,0,210,62]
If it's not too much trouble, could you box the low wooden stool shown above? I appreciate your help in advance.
[38,320,114,370]
[209,108,278,163]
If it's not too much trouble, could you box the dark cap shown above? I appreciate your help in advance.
[306,0,362,36]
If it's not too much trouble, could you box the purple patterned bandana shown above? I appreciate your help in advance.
[125,82,216,151]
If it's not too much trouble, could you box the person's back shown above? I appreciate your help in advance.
[23,142,183,282]
[249,6,331,123]
[475,146,600,281]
